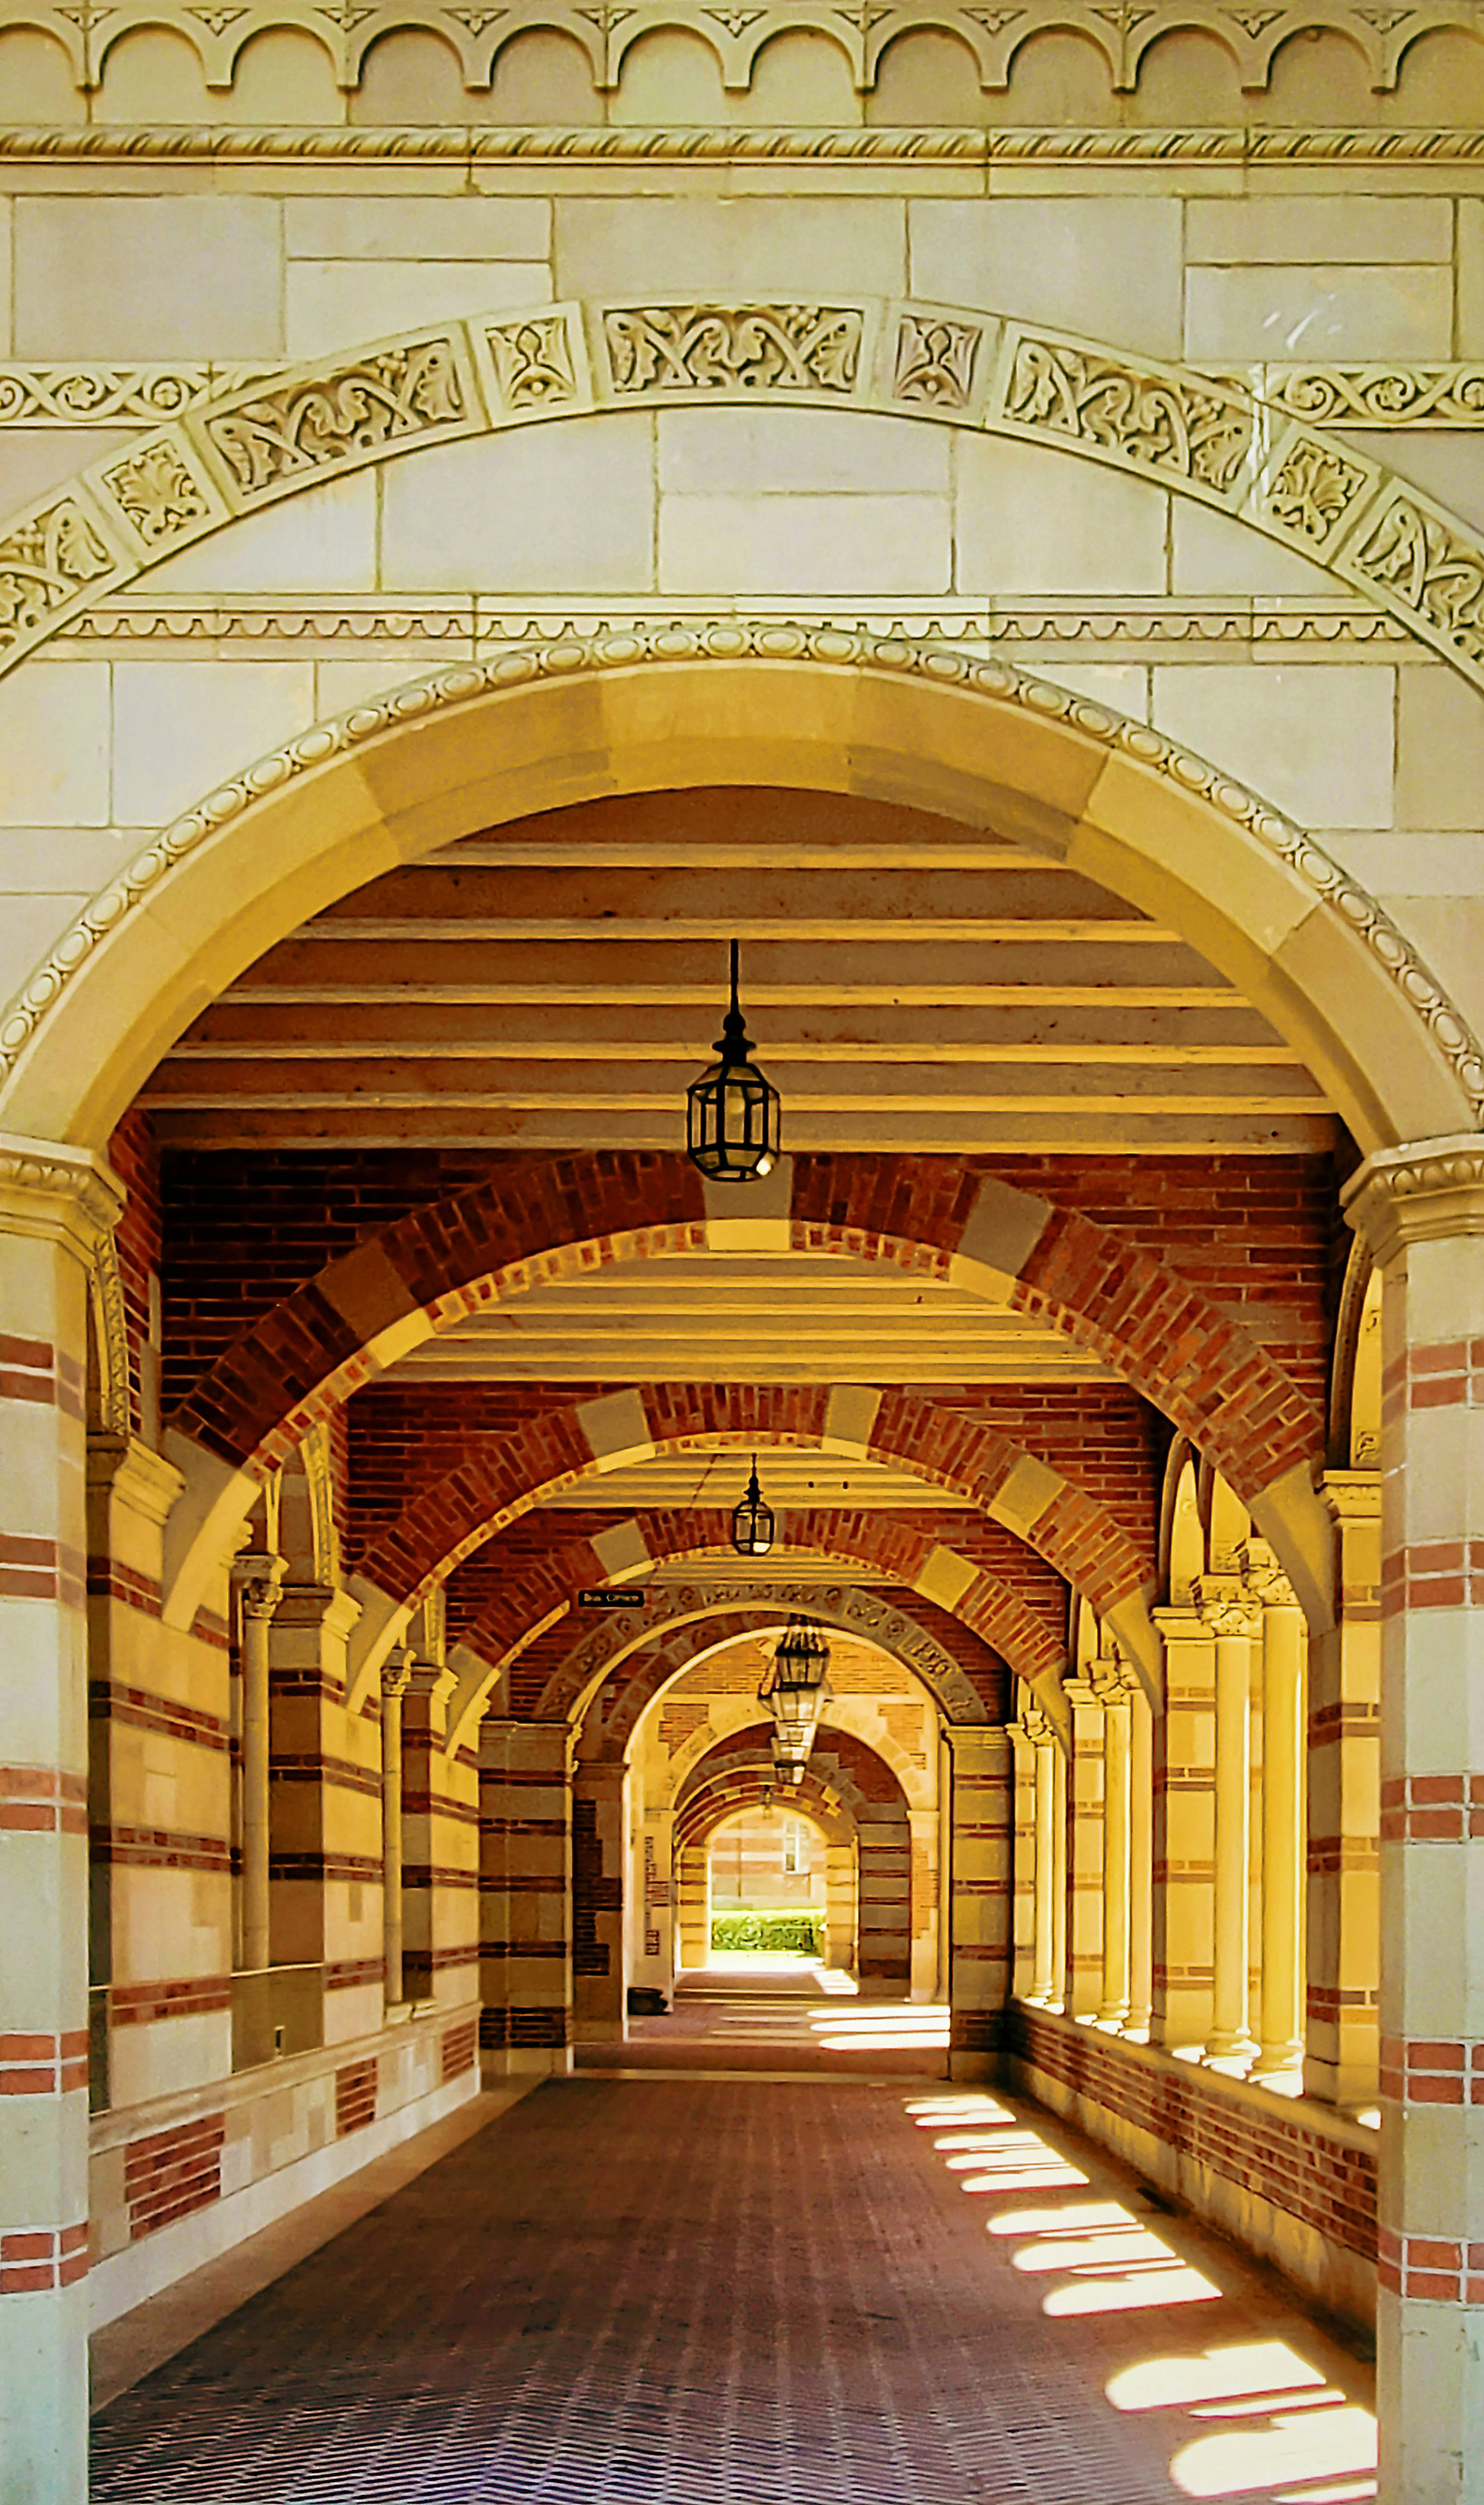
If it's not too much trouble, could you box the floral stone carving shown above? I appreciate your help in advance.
[603,304,865,396]
[0,495,116,652]
[202,335,472,500]
[1004,335,1253,493]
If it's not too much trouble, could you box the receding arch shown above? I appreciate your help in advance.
[346,1382,1156,1674]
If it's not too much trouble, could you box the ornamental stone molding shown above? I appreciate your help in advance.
[0,1131,125,1246]
[0,0,1476,96]
[5,297,1484,705]
[539,1578,992,1728]
[1342,1133,1484,1263]
[1193,1579,1265,1643]
[4,620,1480,1142]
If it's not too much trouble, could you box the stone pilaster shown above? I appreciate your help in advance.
[1344,1134,1484,2505]
[232,1551,284,1975]
[380,1655,411,2007]
[1195,1579,1262,2069]
[1127,1682,1154,2040]
[1306,1470,1381,2109]
[572,1755,627,2041]
[1151,1604,1217,2053]
[1063,1676,1105,2021]
[478,1716,572,2077]
[1243,1541,1307,2087]
[1022,1705,1059,2008]
[945,1723,1012,2080]
[1090,1654,1134,2028]
[0,1136,122,2505]
[402,1656,474,2011]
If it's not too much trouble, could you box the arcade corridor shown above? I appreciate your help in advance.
[88,2039,1376,2505]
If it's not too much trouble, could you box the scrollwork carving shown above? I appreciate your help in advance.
[1347,487,1484,671]
[1264,364,1484,427]
[1003,335,1252,492]
[203,335,471,499]
[603,304,864,396]
[0,365,216,424]
[0,495,116,655]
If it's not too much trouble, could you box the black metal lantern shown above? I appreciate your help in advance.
[771,1731,807,1787]
[765,1614,830,1735]
[732,1457,775,1558]
[686,939,781,1182]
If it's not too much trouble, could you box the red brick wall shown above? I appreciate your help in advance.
[123,2111,224,2240]
[108,1110,162,1438]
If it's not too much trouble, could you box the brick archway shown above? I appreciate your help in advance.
[159,1147,1332,1637]
[348,1380,1155,1681]
[443,1512,1063,1747]
[676,1720,916,1991]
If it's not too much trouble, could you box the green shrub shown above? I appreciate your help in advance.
[710,1910,823,1955]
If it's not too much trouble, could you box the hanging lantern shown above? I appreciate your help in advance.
[732,1457,775,1559]
[686,939,781,1183]
[771,1730,807,1787]
[764,1615,830,1741]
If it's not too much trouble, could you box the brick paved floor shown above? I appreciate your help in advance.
[90,2077,1376,2504]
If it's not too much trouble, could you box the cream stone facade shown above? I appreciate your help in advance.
[7,9,1484,2500]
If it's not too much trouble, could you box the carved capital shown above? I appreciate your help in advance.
[1236,1539,1299,1612]
[1020,1699,1056,1749]
[1322,1468,1382,1525]
[0,1130,124,1253]
[381,1653,413,1704]
[1343,1133,1484,1266]
[1087,1651,1136,1705]
[1192,1577,1263,1642]
[233,1550,285,1621]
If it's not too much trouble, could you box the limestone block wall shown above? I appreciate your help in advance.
[88,1998,479,2328]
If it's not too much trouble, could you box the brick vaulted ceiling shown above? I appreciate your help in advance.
[132,782,1346,1683]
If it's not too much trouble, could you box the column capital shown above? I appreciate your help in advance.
[944,1720,1011,1766]
[1088,1651,1136,1705]
[1342,1132,1484,1265]
[0,1132,124,1254]
[1236,1539,1299,1612]
[1321,1468,1381,1525]
[381,1653,413,1703]
[233,1551,285,1621]
[1018,1699,1057,1749]
[1193,1576,1263,1641]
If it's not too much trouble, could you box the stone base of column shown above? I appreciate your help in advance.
[482,2044,574,2080]
[479,2004,572,2080]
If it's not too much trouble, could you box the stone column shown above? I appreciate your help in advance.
[1127,1684,1154,2040]
[1244,1542,1307,2086]
[1023,1705,1057,2005]
[1151,1604,1217,2053]
[1063,1676,1105,2020]
[1049,1741,1067,2010]
[572,1755,627,2041]
[825,1840,856,1972]
[945,1724,1012,2080]
[675,1841,709,1969]
[633,1805,675,2004]
[0,1138,121,2504]
[478,1716,572,2076]
[1344,1138,1484,2505]
[1197,1580,1261,2068]
[1090,1656,1133,2028]
[232,1552,284,1974]
[1306,1470,1381,2109]
[402,1657,471,2008]
[1009,1722,1037,2000]
[380,1655,411,2007]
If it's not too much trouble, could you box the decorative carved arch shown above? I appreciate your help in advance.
[5,290,1484,707]
[351,1380,1155,1658]
[441,1524,1057,1745]
[536,1583,997,1737]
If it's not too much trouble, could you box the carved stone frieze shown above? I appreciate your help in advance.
[1261,365,1484,428]
[1261,435,1376,552]
[0,365,215,425]
[1343,484,1484,675]
[892,312,987,414]
[97,439,217,553]
[198,333,476,502]
[0,0,1475,101]
[1001,333,1254,496]
[603,304,866,397]
[0,491,121,656]
[481,312,584,415]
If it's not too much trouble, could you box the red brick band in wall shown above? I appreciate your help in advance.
[1379,2037,1484,2104]
[0,1766,88,1835]
[441,2019,478,2083]
[89,1681,228,1753]
[0,1535,85,1606]
[0,2030,89,2095]
[1389,1339,1484,1412]
[0,1333,82,1421]
[93,1826,231,1873]
[0,2223,89,2294]
[479,2006,570,2050]
[1382,1545,1484,1615]
[87,1559,163,1618]
[1378,2229,1484,2303]
[335,2059,378,2137]
[108,1978,233,2027]
[1379,1775,1484,1841]
[124,2114,225,2240]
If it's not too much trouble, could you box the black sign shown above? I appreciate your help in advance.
[577,1589,646,1610]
